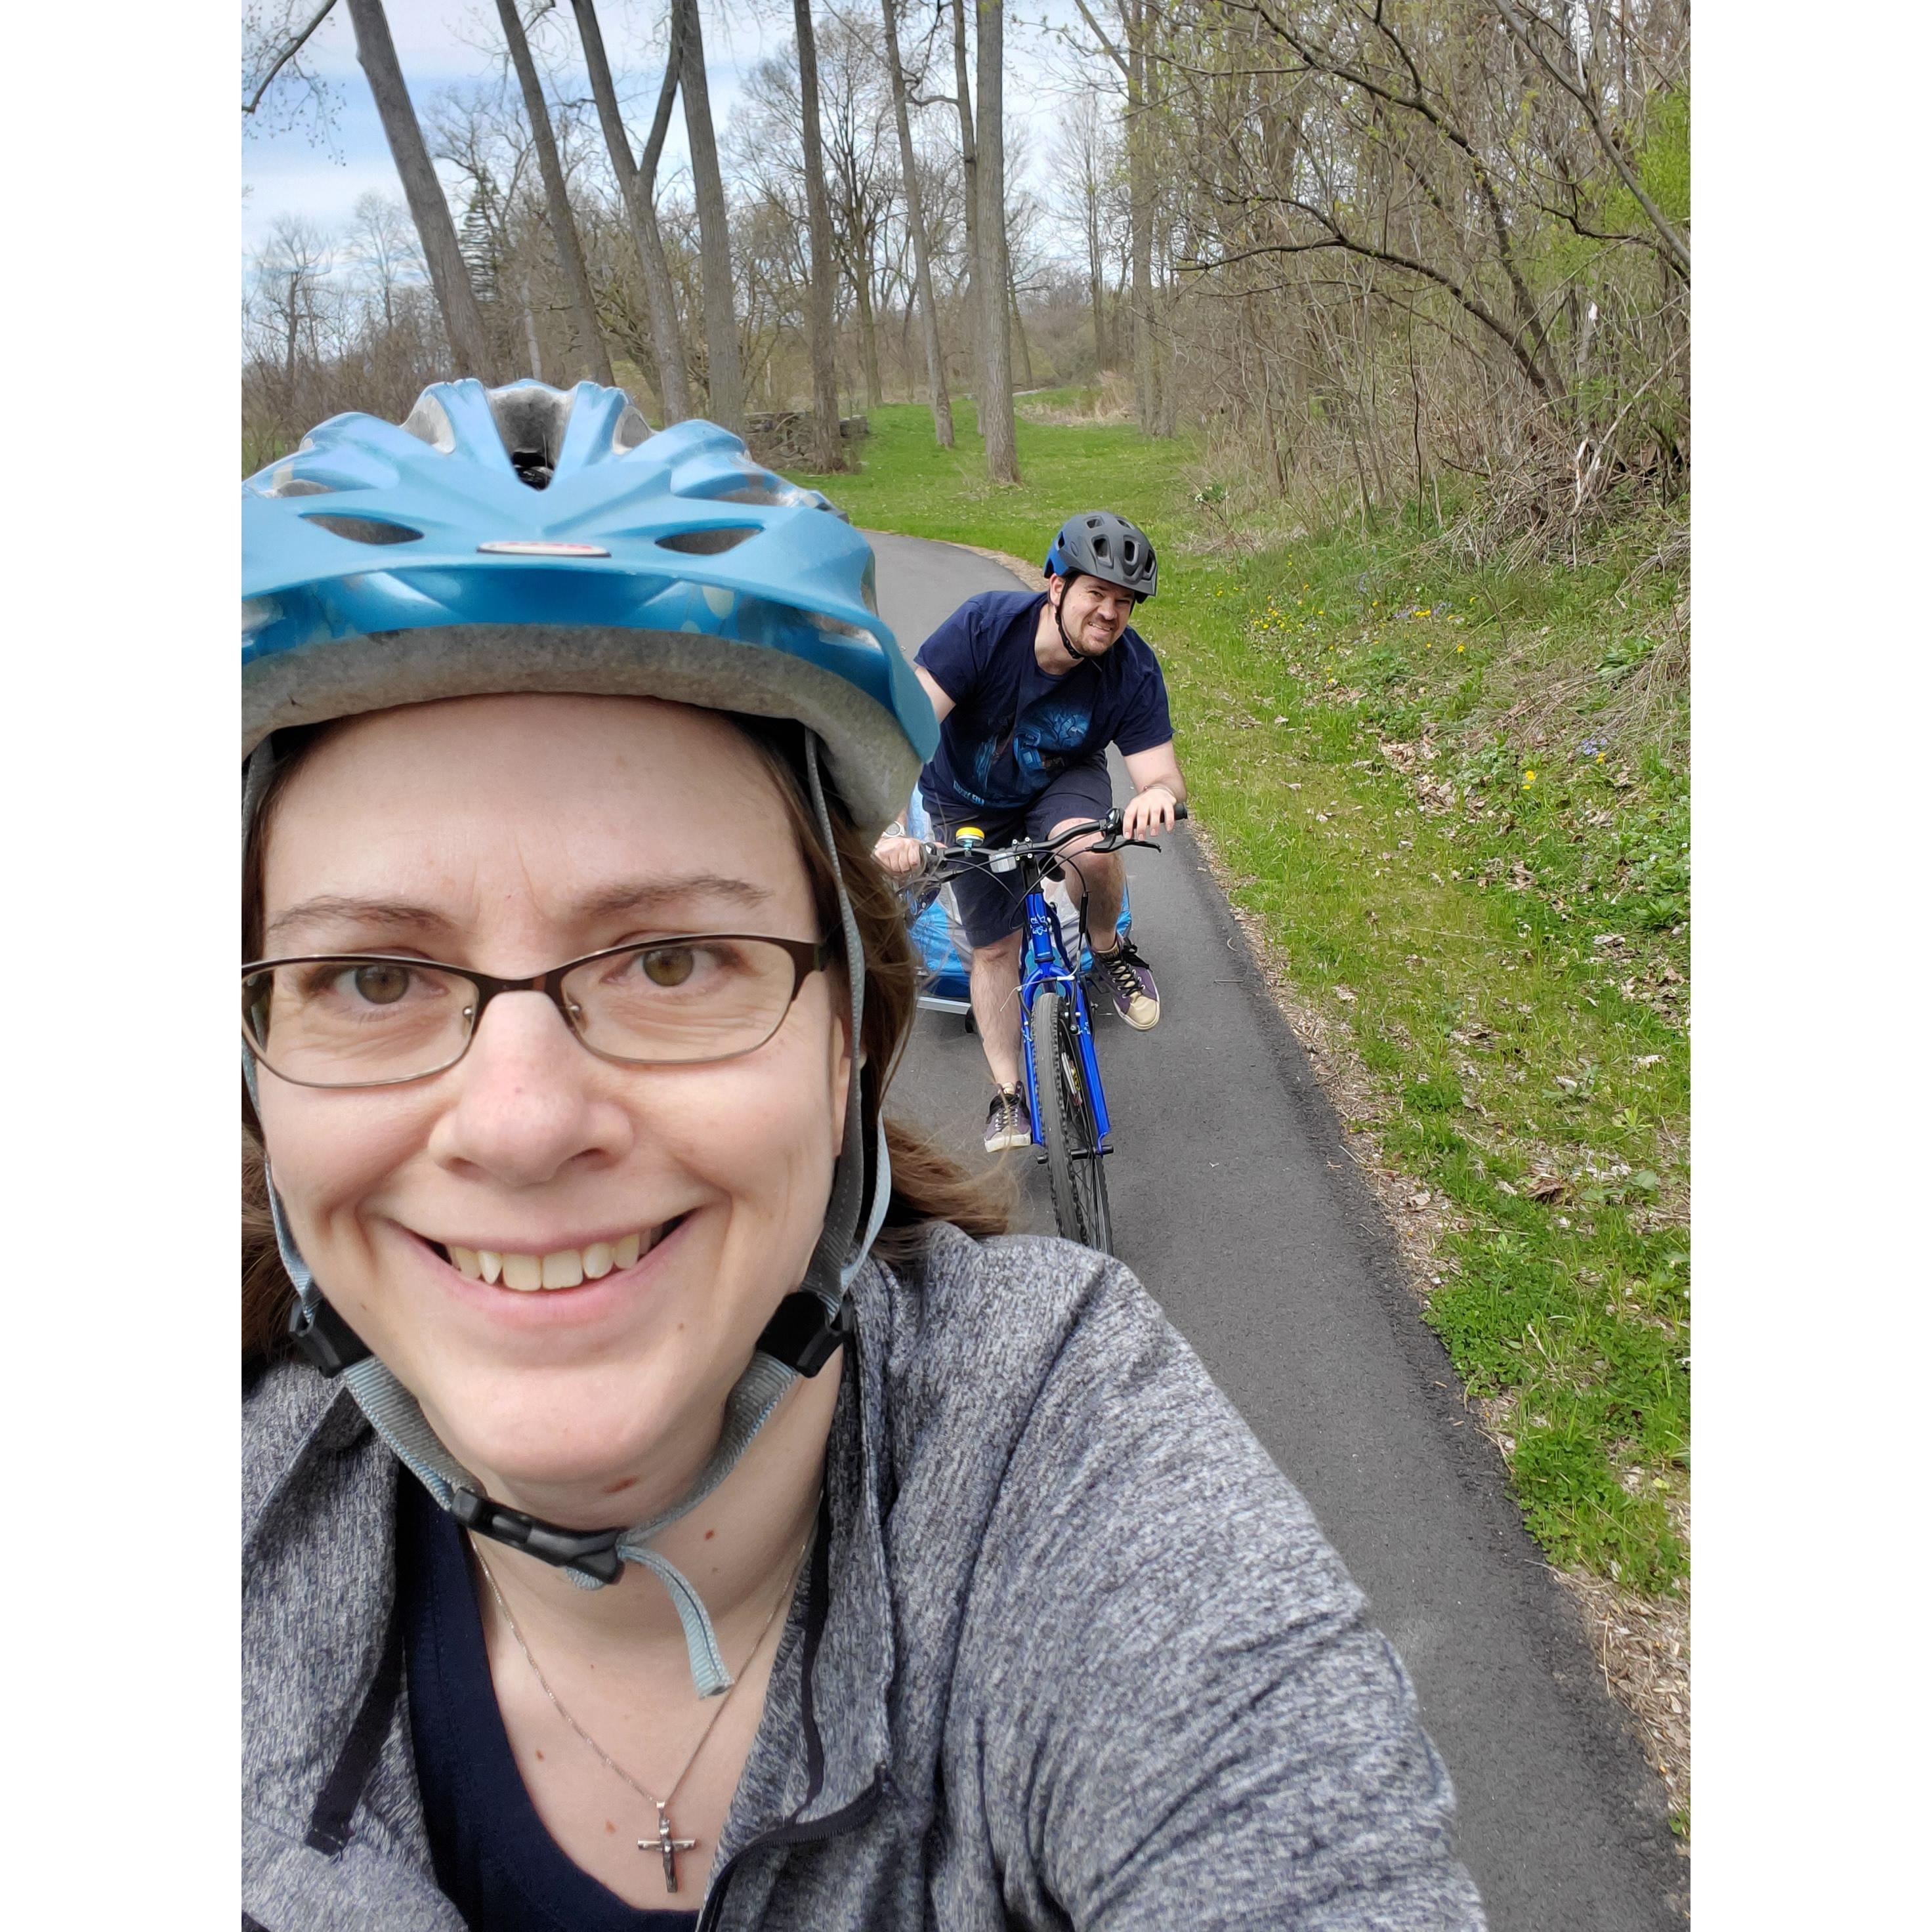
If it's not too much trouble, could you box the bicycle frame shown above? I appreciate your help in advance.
[1015,869,1111,1150]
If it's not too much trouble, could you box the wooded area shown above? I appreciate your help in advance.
[243,0,1688,541]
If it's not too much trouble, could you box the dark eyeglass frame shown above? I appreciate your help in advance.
[241,934,831,1090]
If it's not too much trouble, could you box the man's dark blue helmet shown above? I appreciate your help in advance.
[1044,511,1158,601]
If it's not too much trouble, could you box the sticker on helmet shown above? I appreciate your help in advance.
[476,540,613,558]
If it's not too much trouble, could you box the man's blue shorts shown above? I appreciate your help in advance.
[919,760,1115,950]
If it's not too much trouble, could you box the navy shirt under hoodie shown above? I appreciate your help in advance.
[915,590,1173,812]
[399,1473,700,1932]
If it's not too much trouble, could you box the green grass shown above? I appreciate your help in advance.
[810,398,1690,1597]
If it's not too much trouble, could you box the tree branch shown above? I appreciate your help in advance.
[638,3,686,186]
[1491,0,1689,278]
[243,0,341,114]
[1070,0,1130,81]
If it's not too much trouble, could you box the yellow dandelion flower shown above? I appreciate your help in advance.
[1522,771,1537,788]
[1456,644,1465,654]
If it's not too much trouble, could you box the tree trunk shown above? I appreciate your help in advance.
[344,0,495,379]
[856,263,885,412]
[520,264,545,383]
[1009,270,1034,388]
[495,0,612,387]
[974,0,1018,482]
[950,0,979,383]
[571,0,690,420]
[880,0,953,445]
[1086,202,1107,368]
[677,0,746,431]
[792,0,847,471]
[1125,0,1160,435]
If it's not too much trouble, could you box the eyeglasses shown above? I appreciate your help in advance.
[242,935,830,1090]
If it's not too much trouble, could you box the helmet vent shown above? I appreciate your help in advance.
[805,610,872,644]
[267,476,338,499]
[301,513,425,547]
[656,526,758,556]
[511,448,555,490]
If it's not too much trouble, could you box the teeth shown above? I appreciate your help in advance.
[444,1228,661,1289]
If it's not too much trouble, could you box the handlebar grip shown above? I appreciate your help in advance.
[1174,803,1190,822]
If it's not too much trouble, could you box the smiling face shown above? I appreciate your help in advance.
[251,694,849,1522]
[1049,572,1138,656]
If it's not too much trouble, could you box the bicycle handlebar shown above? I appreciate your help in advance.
[912,801,1188,888]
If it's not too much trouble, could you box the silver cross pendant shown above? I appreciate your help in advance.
[642,1799,699,1893]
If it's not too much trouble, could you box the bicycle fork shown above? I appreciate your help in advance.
[1017,891,1112,1150]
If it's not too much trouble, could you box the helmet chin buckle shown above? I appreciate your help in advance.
[286,1295,373,1377]
[755,1288,855,1377]
[447,1488,627,1585]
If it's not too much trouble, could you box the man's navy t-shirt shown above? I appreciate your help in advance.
[915,590,1173,812]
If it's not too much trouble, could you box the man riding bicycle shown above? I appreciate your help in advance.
[875,512,1187,1154]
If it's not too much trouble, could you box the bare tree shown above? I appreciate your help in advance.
[341,0,496,379]
[1068,0,1163,429]
[973,0,1018,480]
[678,0,747,430]
[1051,79,1115,369]
[879,0,953,444]
[949,0,979,373]
[792,0,847,470]
[570,0,692,419]
[344,191,421,331]
[494,0,614,385]
[251,217,336,388]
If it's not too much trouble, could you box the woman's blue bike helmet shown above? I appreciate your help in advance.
[244,376,934,833]
[243,380,935,1695]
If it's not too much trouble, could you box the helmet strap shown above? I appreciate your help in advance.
[1050,574,1107,664]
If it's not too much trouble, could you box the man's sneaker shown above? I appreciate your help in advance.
[984,1083,1033,1153]
[1093,937,1160,1030]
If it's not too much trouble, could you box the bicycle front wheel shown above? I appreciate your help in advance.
[1028,983,1114,1254]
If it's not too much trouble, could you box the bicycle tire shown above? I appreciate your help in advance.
[1028,983,1113,1254]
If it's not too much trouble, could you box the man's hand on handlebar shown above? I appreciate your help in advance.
[1121,784,1181,841]
[873,833,928,877]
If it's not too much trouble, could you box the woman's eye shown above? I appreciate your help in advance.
[640,947,696,988]
[345,962,413,1005]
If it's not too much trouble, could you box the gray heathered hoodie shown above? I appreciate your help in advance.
[243,1225,1486,1930]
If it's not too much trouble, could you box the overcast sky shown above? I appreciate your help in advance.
[240,0,1096,260]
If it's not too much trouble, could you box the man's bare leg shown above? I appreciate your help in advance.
[1053,816,1160,1028]
[969,930,1025,1089]
[1051,818,1125,951]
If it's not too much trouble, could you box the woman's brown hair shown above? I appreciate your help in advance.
[243,706,1013,1362]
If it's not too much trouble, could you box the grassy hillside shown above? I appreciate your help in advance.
[806,395,1690,1598]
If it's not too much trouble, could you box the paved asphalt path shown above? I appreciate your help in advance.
[864,531,1685,1929]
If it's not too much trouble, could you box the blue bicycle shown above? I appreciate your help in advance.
[914,807,1183,1254]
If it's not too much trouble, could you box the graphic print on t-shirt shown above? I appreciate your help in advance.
[969,660,1102,804]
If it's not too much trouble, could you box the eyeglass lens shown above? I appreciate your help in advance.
[243,939,805,1087]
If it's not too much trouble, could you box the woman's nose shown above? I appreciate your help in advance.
[426,990,632,1186]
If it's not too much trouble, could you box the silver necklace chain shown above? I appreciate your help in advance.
[471,1517,814,1890]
